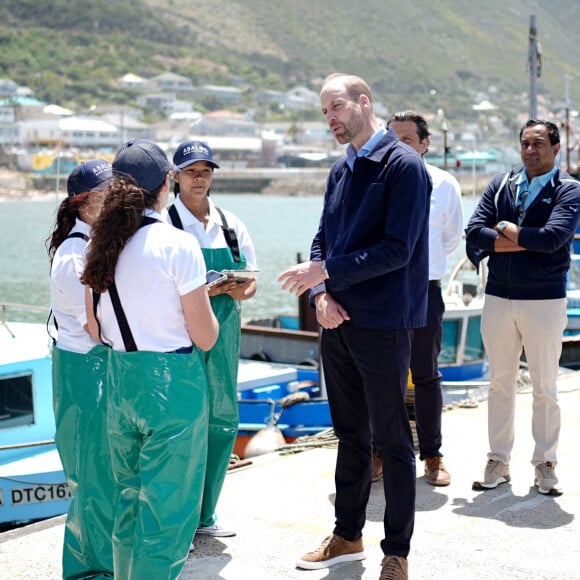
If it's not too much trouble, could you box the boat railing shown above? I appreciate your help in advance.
[444,255,487,304]
[0,302,50,337]
[0,439,56,452]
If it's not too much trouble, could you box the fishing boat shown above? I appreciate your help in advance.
[562,254,580,369]
[566,254,580,335]
[234,359,328,458]
[237,251,580,454]
[235,256,488,456]
[0,302,331,524]
[240,256,488,381]
[0,307,71,529]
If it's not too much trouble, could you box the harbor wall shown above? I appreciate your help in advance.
[1,167,493,198]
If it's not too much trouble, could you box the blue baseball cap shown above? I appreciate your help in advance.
[113,139,174,192]
[173,140,220,171]
[67,159,112,198]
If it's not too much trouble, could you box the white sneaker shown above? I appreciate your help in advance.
[472,460,510,490]
[188,542,195,553]
[195,525,236,537]
[535,461,562,496]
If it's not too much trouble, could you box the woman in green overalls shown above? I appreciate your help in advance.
[82,140,220,580]
[170,141,257,539]
[47,159,115,579]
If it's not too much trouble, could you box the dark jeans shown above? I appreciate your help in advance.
[321,324,415,558]
[410,284,444,460]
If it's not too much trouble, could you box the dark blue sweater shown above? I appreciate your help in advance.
[466,168,580,300]
[310,128,431,329]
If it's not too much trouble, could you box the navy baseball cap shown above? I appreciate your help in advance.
[113,139,174,192]
[67,159,112,198]
[173,140,220,171]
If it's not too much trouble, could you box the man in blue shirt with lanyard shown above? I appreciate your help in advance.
[466,119,580,496]
[279,73,431,580]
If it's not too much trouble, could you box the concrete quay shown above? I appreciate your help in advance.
[2,371,579,579]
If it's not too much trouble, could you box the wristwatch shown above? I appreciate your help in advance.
[497,220,508,234]
[321,261,329,280]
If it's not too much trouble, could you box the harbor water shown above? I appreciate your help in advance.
[0,194,324,322]
[0,193,480,322]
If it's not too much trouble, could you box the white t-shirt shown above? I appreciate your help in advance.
[426,163,464,280]
[50,219,98,354]
[97,209,207,352]
[173,196,257,269]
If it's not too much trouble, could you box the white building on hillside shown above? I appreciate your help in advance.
[286,87,319,111]
[148,73,193,94]
[195,85,244,106]
[118,73,148,90]
[19,117,119,148]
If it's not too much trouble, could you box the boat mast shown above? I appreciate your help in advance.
[565,74,572,174]
[528,15,541,119]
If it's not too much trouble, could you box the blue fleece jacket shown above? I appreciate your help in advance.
[465,167,580,300]
[309,127,431,329]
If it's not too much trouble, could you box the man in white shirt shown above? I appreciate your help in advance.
[388,111,464,486]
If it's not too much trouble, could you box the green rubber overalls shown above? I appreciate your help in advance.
[107,348,209,580]
[52,344,115,579]
[199,245,246,527]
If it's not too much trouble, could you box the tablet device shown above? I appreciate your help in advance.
[206,269,228,288]
[222,269,260,282]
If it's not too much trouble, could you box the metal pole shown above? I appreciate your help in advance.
[472,137,476,196]
[529,15,538,119]
[564,74,572,174]
[442,120,449,171]
[55,122,62,201]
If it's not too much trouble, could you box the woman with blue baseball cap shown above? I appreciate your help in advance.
[47,158,115,579]
[169,140,257,542]
[82,139,219,580]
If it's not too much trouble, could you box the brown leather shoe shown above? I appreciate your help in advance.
[372,450,383,482]
[424,456,451,486]
[296,534,365,570]
[380,555,408,579]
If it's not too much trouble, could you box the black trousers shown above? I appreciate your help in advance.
[410,284,445,460]
[321,324,415,558]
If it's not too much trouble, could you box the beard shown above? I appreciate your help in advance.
[333,107,365,144]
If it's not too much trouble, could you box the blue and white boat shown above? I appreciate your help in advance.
[0,252,499,522]
[237,257,489,455]
[0,302,333,525]
[0,310,71,528]
[240,257,488,381]
[565,254,580,336]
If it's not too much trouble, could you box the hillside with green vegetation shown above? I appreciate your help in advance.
[1,0,578,123]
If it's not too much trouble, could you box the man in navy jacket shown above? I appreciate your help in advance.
[279,73,431,580]
[466,119,580,496]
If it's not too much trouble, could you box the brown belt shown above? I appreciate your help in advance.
[429,280,441,288]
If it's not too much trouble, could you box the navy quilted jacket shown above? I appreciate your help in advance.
[465,167,580,300]
[309,128,431,329]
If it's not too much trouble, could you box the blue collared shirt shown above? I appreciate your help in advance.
[345,126,387,171]
[514,164,558,223]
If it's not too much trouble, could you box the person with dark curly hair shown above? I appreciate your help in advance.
[82,140,219,580]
